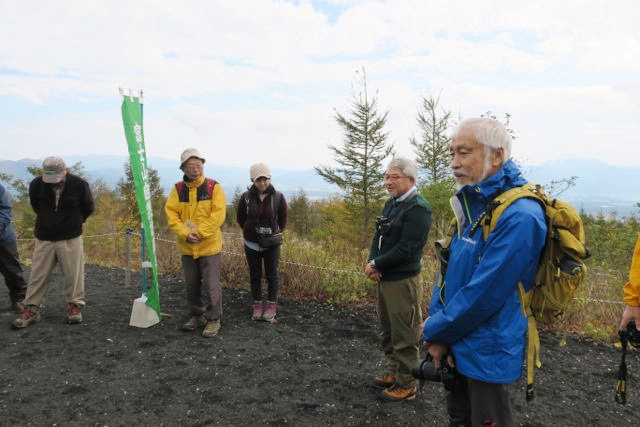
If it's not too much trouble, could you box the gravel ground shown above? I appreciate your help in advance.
[0,264,639,426]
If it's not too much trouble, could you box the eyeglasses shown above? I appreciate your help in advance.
[255,177,270,182]
[384,174,408,182]
[184,163,203,170]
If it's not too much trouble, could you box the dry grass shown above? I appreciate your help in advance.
[15,230,625,341]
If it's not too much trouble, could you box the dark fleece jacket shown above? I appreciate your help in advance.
[237,184,287,243]
[29,174,94,241]
[369,193,432,281]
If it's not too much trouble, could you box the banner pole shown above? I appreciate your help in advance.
[121,88,161,328]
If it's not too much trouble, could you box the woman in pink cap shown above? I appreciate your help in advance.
[237,163,287,322]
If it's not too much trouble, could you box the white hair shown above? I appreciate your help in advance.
[386,157,418,182]
[452,117,512,166]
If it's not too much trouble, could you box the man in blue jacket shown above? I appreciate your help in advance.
[0,183,27,311]
[423,118,547,426]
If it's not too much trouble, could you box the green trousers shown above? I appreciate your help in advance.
[376,274,423,388]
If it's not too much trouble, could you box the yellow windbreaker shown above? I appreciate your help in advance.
[164,174,226,258]
[624,232,640,306]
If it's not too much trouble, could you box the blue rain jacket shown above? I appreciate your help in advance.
[423,160,547,383]
[0,184,17,244]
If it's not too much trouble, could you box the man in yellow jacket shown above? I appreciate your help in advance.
[165,148,226,337]
[621,232,640,330]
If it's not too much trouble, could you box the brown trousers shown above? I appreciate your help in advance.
[181,253,222,321]
[24,236,85,307]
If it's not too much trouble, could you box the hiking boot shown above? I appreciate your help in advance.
[202,319,221,337]
[67,304,83,324]
[251,301,264,321]
[182,315,206,331]
[381,383,417,402]
[12,306,41,329]
[262,301,277,322]
[373,374,395,389]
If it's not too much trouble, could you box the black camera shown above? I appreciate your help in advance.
[412,354,458,392]
[615,320,640,404]
[620,320,640,348]
[375,216,392,234]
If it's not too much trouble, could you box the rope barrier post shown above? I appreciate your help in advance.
[141,226,147,294]
[125,228,133,287]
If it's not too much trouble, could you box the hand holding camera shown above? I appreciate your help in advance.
[364,260,381,281]
[615,320,640,405]
[412,353,459,392]
[619,320,640,348]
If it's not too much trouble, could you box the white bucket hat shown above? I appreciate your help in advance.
[180,148,206,169]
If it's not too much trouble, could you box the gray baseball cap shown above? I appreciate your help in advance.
[42,156,67,184]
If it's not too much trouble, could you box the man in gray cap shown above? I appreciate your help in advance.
[12,156,94,328]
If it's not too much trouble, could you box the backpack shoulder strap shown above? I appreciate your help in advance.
[175,179,217,202]
[271,191,282,232]
[482,183,545,240]
[206,178,217,197]
[174,181,189,202]
[196,178,217,201]
[440,217,458,250]
[435,217,458,300]
[244,192,250,215]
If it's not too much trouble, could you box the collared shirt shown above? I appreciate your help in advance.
[395,186,417,203]
[53,182,65,210]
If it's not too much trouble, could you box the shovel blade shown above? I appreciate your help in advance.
[129,296,160,328]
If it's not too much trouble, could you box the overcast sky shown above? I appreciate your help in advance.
[1,0,639,170]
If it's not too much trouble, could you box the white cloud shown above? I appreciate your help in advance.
[145,102,341,169]
[1,0,639,169]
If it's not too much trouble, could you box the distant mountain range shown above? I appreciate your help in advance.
[524,158,640,217]
[0,155,339,203]
[1,155,639,216]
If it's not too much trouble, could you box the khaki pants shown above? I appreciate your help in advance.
[24,236,85,307]
[376,274,423,388]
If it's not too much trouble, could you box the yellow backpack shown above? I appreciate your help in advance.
[480,182,590,400]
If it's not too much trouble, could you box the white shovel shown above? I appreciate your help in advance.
[129,261,160,328]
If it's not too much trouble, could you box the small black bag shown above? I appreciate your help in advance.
[258,232,283,248]
[255,191,283,248]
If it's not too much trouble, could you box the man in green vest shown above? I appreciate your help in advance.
[364,157,432,401]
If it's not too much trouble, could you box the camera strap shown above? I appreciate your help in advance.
[270,191,282,233]
[615,332,628,404]
[378,194,416,251]
[246,190,282,234]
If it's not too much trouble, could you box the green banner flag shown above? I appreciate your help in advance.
[120,90,161,315]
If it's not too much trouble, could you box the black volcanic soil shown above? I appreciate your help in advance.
[1,264,638,426]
